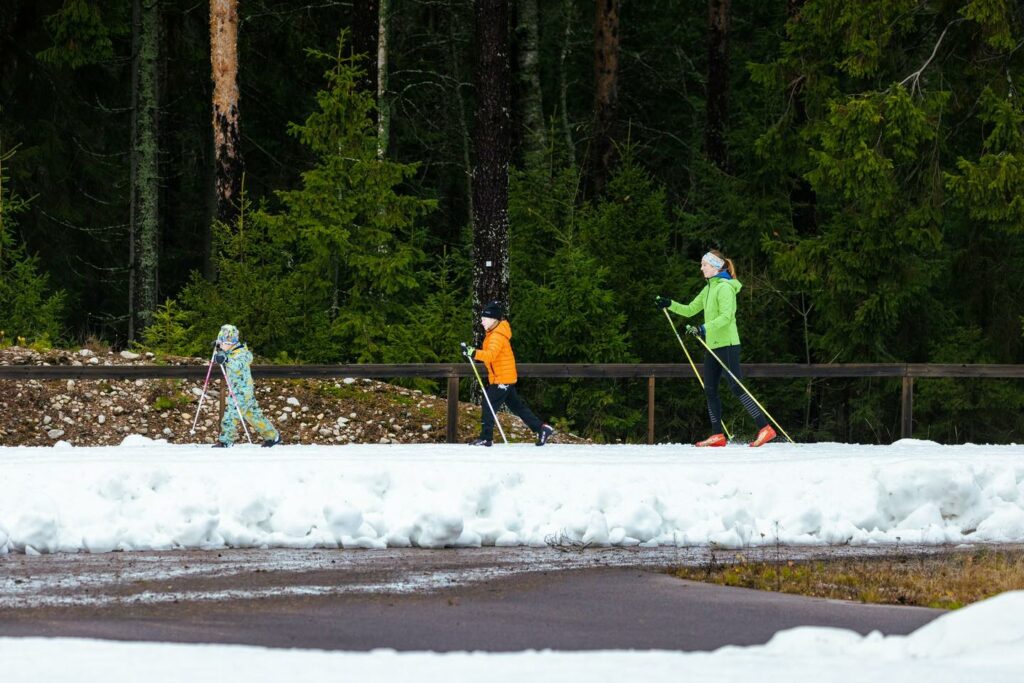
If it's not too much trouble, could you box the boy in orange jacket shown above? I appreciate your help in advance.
[462,301,555,447]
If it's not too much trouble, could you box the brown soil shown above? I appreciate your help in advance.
[0,346,584,447]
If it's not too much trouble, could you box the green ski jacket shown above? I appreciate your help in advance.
[668,276,743,350]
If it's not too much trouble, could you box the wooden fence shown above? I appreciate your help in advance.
[3,363,1023,443]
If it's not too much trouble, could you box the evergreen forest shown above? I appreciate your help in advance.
[2,0,1023,444]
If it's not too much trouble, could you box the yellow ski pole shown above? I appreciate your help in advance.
[662,309,733,441]
[689,332,795,444]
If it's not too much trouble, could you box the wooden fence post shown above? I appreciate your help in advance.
[648,376,655,445]
[900,375,913,440]
[446,374,460,444]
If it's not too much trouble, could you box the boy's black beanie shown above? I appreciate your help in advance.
[481,301,504,319]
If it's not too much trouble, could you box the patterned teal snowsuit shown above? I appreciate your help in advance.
[217,344,279,446]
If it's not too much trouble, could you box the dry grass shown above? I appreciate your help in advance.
[672,548,1024,609]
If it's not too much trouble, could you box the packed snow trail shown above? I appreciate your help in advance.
[1,437,1023,554]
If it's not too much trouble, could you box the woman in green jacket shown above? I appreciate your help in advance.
[657,250,776,447]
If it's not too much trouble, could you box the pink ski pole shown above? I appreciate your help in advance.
[189,346,218,435]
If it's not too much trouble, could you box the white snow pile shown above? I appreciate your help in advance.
[2,591,1023,682]
[1,438,1023,554]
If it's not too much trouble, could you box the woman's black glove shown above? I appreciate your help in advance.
[655,296,672,309]
[214,351,227,365]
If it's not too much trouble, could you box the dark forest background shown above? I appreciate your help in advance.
[1,0,1023,444]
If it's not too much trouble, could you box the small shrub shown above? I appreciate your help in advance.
[152,396,176,411]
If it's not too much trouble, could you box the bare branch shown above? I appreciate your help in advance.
[900,19,965,94]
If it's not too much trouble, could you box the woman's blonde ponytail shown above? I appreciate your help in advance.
[724,257,737,278]
[709,249,737,278]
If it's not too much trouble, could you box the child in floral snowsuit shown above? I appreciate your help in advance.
[212,324,281,448]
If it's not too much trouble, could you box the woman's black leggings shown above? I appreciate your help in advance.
[703,344,767,434]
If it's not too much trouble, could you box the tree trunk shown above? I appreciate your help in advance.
[351,0,380,102]
[559,0,576,169]
[471,0,512,319]
[0,141,8,268]
[449,3,474,237]
[351,0,390,158]
[129,0,161,340]
[705,0,730,170]
[591,0,620,196]
[377,0,390,157]
[515,0,546,171]
[210,0,242,226]
[785,0,816,236]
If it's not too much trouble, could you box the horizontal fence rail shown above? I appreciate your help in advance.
[1,363,1022,443]
[4,363,1024,380]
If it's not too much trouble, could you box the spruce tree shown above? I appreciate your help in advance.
[167,32,434,362]
[0,145,65,345]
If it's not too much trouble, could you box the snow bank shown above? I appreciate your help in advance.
[2,591,1023,682]
[0,439,1023,553]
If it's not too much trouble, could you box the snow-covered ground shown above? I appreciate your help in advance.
[3,591,1023,682]
[2,437,1023,554]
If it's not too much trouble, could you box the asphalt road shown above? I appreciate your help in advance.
[0,547,943,652]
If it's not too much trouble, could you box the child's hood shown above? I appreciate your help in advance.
[489,320,512,341]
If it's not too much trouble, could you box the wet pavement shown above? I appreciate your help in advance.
[0,543,984,609]
[0,545,971,651]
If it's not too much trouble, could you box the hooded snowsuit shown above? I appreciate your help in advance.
[217,343,279,446]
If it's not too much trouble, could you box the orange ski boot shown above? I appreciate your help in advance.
[749,424,777,448]
[695,433,727,447]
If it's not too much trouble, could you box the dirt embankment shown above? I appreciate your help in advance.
[0,346,579,447]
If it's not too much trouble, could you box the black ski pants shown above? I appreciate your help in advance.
[480,383,544,439]
[703,344,767,434]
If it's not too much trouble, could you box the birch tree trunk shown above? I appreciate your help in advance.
[210,0,243,226]
[471,0,511,318]
[129,0,161,340]
[515,0,546,170]
[591,0,620,196]
[705,0,731,170]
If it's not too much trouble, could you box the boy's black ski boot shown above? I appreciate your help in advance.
[468,437,493,447]
[536,424,555,446]
[211,441,229,448]
[261,435,282,448]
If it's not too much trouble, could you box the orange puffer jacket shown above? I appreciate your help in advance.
[473,320,517,384]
